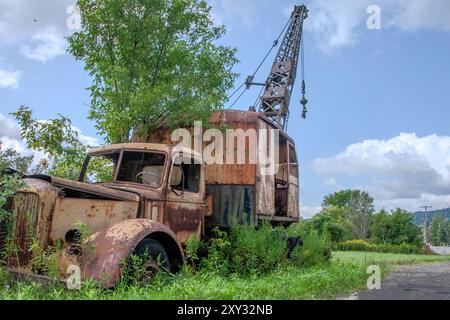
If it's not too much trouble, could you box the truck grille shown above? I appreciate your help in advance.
[10,193,41,267]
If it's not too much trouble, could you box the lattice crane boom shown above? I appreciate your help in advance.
[259,5,308,131]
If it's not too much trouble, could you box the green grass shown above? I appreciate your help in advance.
[1,251,450,300]
[333,251,450,266]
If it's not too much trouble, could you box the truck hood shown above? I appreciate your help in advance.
[26,175,140,202]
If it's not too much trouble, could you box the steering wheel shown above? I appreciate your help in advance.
[136,171,161,185]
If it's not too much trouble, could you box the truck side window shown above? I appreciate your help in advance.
[171,161,201,193]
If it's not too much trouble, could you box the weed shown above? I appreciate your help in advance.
[291,231,331,267]
[30,240,61,278]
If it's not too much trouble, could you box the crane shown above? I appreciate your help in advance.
[246,5,309,131]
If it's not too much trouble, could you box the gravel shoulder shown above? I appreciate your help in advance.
[351,262,450,300]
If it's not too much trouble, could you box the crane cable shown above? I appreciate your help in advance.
[226,15,293,110]
[300,33,308,119]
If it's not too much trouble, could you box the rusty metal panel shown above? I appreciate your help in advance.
[52,177,140,202]
[256,120,275,216]
[164,200,204,244]
[141,112,259,186]
[288,184,299,218]
[205,120,257,185]
[50,198,139,242]
[206,185,255,228]
[204,195,213,217]
[205,164,256,185]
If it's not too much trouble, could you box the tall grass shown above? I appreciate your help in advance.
[185,221,331,277]
[2,252,450,300]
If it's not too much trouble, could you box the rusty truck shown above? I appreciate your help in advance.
[1,110,300,287]
[0,5,308,287]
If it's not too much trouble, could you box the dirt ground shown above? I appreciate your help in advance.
[349,262,450,300]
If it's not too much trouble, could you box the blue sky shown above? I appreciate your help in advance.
[1,0,450,217]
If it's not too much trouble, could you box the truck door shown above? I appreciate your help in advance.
[165,154,205,244]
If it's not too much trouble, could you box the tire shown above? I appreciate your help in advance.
[134,238,170,271]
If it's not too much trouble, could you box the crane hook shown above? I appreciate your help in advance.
[300,80,308,119]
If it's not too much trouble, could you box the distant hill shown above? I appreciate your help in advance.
[412,208,450,226]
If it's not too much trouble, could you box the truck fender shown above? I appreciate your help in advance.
[80,219,185,287]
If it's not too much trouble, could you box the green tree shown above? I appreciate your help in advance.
[429,214,450,246]
[322,190,355,209]
[320,206,357,241]
[322,190,374,240]
[389,209,423,246]
[11,106,111,181]
[68,0,238,143]
[429,215,442,246]
[371,208,422,246]
[438,218,450,245]
[11,106,89,180]
[289,206,356,243]
[370,209,391,244]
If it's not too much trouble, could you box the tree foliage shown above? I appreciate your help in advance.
[430,215,450,246]
[322,189,374,240]
[0,145,27,223]
[371,208,423,246]
[68,0,239,143]
[10,106,112,181]
[11,106,89,180]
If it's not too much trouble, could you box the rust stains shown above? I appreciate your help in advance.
[52,177,140,202]
[164,203,203,244]
[50,198,139,243]
[80,219,184,288]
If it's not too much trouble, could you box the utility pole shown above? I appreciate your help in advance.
[420,205,432,245]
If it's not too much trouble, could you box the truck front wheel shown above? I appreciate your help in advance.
[134,238,170,272]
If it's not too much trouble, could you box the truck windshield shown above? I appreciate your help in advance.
[117,151,166,188]
[82,152,118,183]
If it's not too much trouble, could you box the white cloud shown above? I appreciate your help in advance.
[0,0,73,44]
[306,0,450,53]
[0,113,20,138]
[388,0,450,32]
[307,0,370,53]
[74,127,100,146]
[209,0,260,29]
[0,0,73,62]
[312,133,450,212]
[301,205,322,219]
[20,28,67,63]
[0,68,22,89]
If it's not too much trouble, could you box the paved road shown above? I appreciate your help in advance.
[350,262,450,300]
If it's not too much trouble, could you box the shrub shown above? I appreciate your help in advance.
[122,220,304,287]
[196,222,288,276]
[226,221,287,275]
[119,252,165,286]
[291,231,331,267]
[187,221,331,277]
[335,240,423,254]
